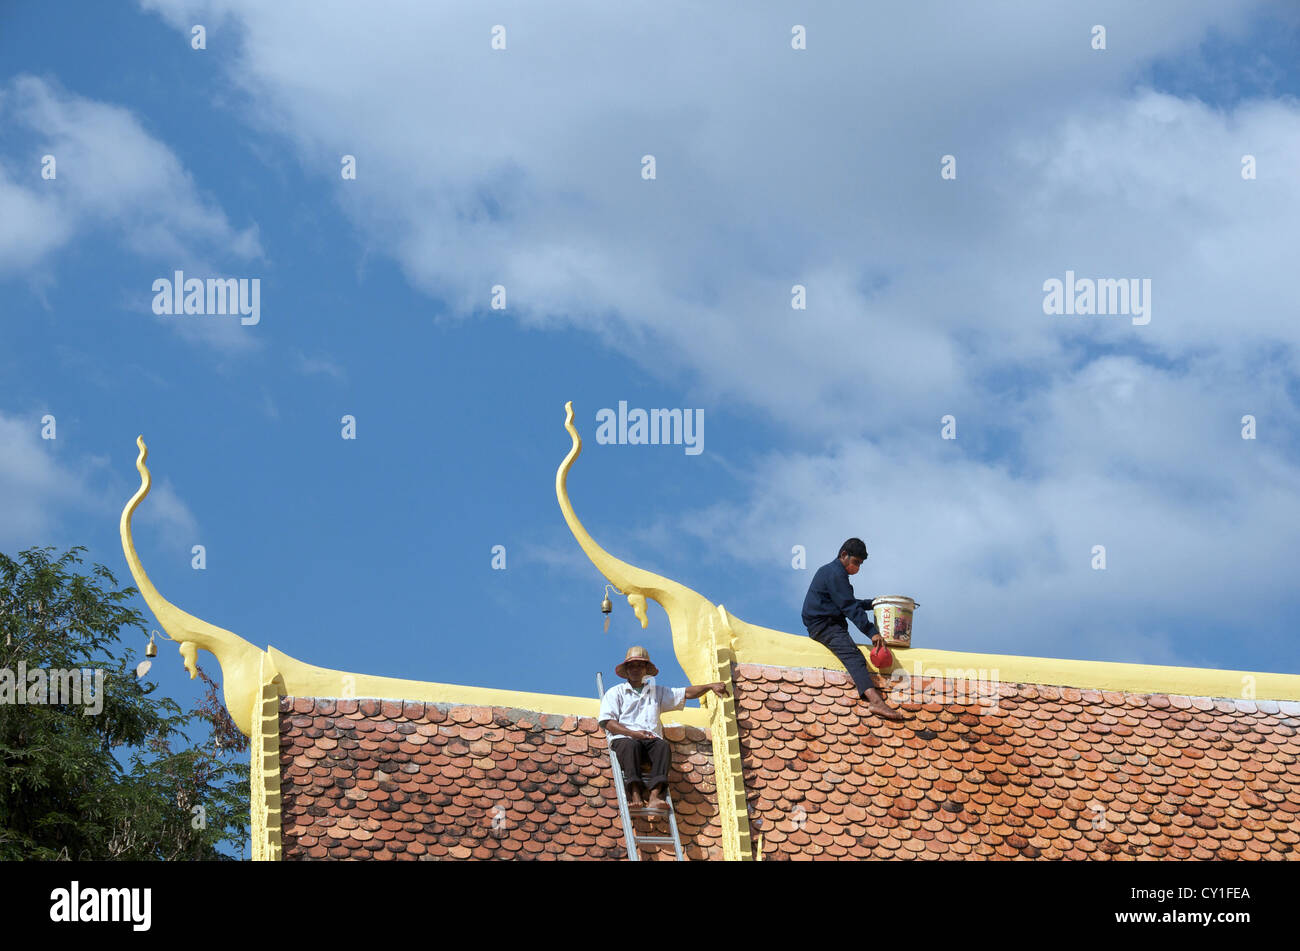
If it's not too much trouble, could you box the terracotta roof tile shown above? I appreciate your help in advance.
[280,698,719,860]
[737,665,1300,861]
[279,663,1300,861]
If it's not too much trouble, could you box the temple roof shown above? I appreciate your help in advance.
[278,698,722,860]
[119,407,1300,860]
[270,665,1300,861]
[736,664,1300,860]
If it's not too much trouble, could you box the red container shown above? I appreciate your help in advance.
[869,642,893,669]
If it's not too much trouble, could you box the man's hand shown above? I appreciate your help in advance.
[604,719,659,741]
[684,681,729,700]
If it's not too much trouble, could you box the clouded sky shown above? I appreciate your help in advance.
[3,2,1299,723]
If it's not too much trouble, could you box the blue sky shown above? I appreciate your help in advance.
[4,0,1300,747]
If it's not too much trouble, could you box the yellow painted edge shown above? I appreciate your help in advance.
[267,646,712,728]
[706,609,753,862]
[251,652,283,861]
[727,619,1300,701]
[122,435,717,739]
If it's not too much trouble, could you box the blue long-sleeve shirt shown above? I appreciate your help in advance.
[801,558,875,637]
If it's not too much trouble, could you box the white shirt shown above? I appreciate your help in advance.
[597,682,687,744]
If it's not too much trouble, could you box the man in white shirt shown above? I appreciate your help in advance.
[598,645,729,814]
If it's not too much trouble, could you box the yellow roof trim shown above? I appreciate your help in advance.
[120,435,709,736]
[269,646,711,727]
[730,625,1300,701]
[704,607,754,861]
[556,403,1300,703]
[250,652,283,861]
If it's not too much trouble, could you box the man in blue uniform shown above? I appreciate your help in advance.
[802,538,905,720]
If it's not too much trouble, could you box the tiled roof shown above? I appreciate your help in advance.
[735,663,1300,860]
[279,698,722,860]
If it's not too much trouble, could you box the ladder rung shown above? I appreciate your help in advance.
[634,836,678,844]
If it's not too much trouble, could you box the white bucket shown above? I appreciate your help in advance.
[872,596,917,648]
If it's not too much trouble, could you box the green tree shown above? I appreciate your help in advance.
[0,546,249,859]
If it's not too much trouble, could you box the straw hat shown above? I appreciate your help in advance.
[615,645,659,678]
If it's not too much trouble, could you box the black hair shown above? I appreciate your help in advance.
[839,538,868,560]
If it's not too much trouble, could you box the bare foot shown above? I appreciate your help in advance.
[867,698,908,721]
[645,796,669,814]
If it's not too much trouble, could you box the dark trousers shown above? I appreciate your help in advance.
[610,736,672,796]
[810,624,877,698]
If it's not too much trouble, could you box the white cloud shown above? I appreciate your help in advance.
[515,539,599,580]
[0,74,260,279]
[129,475,201,552]
[134,1,1298,426]
[0,412,89,546]
[0,410,200,557]
[292,350,347,381]
[668,355,1300,666]
[131,1,1300,667]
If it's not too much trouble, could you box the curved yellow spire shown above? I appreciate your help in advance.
[556,404,1300,703]
[120,436,265,736]
[120,434,704,740]
[557,402,757,683]
[557,402,909,681]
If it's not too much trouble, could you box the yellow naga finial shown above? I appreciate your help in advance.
[558,402,776,861]
[122,434,621,741]
[120,436,266,736]
[556,401,810,685]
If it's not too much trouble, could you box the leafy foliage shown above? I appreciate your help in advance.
[0,546,249,860]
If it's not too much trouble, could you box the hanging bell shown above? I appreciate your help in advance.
[601,585,614,633]
[145,631,158,657]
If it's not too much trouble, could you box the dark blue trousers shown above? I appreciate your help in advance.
[809,623,877,698]
[610,736,671,794]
